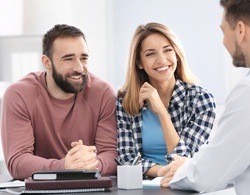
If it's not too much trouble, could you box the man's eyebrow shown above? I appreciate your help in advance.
[81,53,89,57]
[61,54,74,59]
[61,53,89,59]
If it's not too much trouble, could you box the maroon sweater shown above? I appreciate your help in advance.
[1,72,117,179]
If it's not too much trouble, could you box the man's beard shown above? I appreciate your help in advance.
[52,63,88,94]
[233,41,246,68]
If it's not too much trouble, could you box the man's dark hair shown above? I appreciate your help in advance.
[220,0,250,29]
[42,24,86,59]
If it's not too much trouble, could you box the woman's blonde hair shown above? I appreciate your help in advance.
[118,22,198,116]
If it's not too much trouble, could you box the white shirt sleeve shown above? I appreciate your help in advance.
[169,76,250,193]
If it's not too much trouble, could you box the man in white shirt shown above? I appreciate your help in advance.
[158,0,250,195]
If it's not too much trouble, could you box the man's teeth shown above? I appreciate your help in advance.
[70,75,81,79]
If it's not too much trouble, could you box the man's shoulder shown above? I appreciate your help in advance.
[4,71,45,98]
[88,73,111,86]
[227,75,250,100]
[87,73,116,94]
[80,73,116,109]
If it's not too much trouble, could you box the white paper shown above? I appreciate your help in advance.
[143,177,163,187]
[0,180,25,188]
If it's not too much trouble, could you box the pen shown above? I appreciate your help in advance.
[131,152,141,165]
[114,158,124,166]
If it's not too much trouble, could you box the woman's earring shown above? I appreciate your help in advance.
[137,63,143,69]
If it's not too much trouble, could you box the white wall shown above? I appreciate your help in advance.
[0,0,23,36]
[1,0,247,102]
[109,0,249,104]
[0,0,249,173]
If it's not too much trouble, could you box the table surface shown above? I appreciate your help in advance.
[0,175,236,195]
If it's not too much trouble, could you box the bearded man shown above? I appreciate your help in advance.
[1,24,117,179]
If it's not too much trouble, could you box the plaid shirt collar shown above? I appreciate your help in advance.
[170,79,187,108]
[141,79,187,111]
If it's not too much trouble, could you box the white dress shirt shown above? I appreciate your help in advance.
[169,74,250,195]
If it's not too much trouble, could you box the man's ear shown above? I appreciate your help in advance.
[42,55,52,70]
[236,21,246,43]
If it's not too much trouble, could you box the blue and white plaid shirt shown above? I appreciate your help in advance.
[116,79,216,173]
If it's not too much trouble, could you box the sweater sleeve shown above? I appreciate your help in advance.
[94,85,117,175]
[1,85,65,179]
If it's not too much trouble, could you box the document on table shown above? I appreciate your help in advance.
[143,177,163,187]
[0,180,25,188]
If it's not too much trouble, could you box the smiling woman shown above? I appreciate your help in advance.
[138,33,178,90]
[116,22,216,178]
